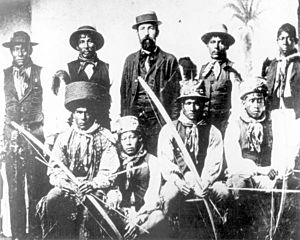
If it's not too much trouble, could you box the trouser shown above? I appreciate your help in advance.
[226,174,276,200]
[6,149,48,239]
[139,117,161,156]
[38,187,116,239]
[161,180,230,217]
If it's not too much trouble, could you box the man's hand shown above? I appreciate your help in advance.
[267,169,278,180]
[79,181,96,194]
[174,178,193,196]
[124,213,148,240]
[184,171,210,198]
[59,179,77,194]
[193,180,210,198]
[93,171,112,189]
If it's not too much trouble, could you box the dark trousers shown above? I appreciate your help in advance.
[6,149,48,239]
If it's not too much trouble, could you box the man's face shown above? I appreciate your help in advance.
[243,93,266,119]
[11,44,30,67]
[73,106,95,130]
[182,98,204,121]
[137,23,158,52]
[277,31,296,57]
[120,131,140,156]
[207,36,228,60]
[76,33,96,58]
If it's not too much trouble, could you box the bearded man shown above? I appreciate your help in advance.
[120,11,181,155]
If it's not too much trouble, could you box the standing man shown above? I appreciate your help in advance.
[262,23,300,118]
[1,31,47,240]
[66,26,111,129]
[199,24,242,136]
[120,11,181,155]
[115,116,166,239]
[158,80,228,218]
[38,81,120,239]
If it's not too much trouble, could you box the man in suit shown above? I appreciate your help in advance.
[120,11,181,155]
[1,31,48,240]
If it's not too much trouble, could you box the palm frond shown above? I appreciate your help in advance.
[249,0,255,18]
[232,13,247,24]
[236,0,248,15]
[225,3,244,16]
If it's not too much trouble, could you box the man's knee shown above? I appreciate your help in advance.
[160,181,180,215]
[211,181,230,202]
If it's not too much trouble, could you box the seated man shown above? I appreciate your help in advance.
[157,80,229,221]
[224,77,277,193]
[115,116,165,239]
[37,81,120,239]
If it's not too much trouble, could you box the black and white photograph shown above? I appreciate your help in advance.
[0,0,299,239]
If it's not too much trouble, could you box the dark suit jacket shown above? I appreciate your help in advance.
[120,47,181,120]
[265,56,300,118]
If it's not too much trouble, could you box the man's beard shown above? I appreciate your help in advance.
[141,37,156,52]
[80,48,96,60]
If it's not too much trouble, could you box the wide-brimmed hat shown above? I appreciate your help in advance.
[69,25,104,51]
[201,24,235,47]
[240,77,268,100]
[177,80,209,101]
[132,11,162,30]
[3,31,38,48]
[65,81,107,112]
[116,116,141,135]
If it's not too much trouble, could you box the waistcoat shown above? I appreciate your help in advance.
[238,118,273,167]
[68,59,110,91]
[4,64,43,126]
[200,62,232,116]
[172,120,211,175]
[120,154,150,211]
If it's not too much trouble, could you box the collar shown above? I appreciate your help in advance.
[119,144,147,167]
[140,46,158,55]
[277,50,300,63]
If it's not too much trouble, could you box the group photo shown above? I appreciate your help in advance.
[0,0,299,239]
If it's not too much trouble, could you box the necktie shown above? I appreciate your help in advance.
[13,67,29,99]
[213,61,221,79]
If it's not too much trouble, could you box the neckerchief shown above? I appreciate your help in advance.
[69,120,101,176]
[240,109,266,153]
[119,144,147,190]
[78,53,99,74]
[275,49,300,100]
[12,58,33,99]
[178,111,206,164]
[201,57,227,79]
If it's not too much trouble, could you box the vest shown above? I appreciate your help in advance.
[200,62,232,117]
[4,64,43,128]
[172,120,211,175]
[119,154,150,211]
[238,118,273,167]
[68,59,111,129]
[67,59,110,91]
